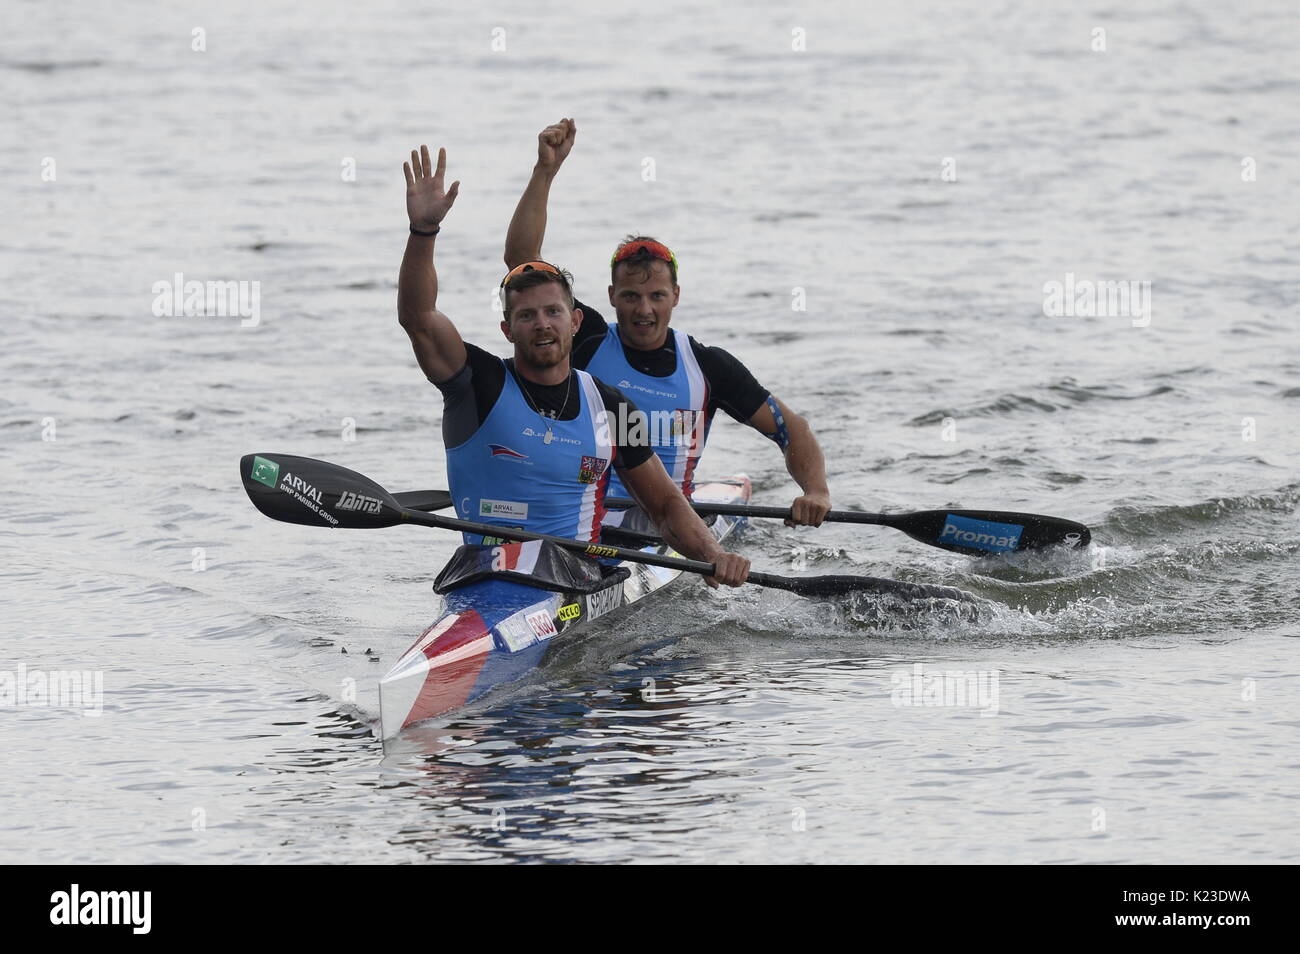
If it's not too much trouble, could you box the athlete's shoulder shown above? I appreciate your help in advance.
[686,335,755,376]
[685,335,769,420]
[431,341,499,387]
[572,298,612,368]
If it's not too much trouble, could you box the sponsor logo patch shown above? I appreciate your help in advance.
[558,603,581,622]
[939,514,1024,552]
[578,455,609,484]
[250,456,280,488]
[585,585,622,620]
[584,545,619,559]
[526,610,558,640]
[479,499,529,520]
[489,444,528,460]
[495,613,537,653]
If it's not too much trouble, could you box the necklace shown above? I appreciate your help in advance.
[513,366,572,445]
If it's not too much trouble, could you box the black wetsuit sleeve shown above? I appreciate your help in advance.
[594,379,654,471]
[572,298,610,369]
[431,343,507,448]
[690,339,771,423]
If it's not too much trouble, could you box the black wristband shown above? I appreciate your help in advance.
[409,224,441,237]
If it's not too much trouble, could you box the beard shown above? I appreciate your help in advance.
[517,331,572,370]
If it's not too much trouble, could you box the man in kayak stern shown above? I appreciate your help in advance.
[504,118,832,528]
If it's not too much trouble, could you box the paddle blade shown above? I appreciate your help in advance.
[749,571,978,602]
[393,490,454,512]
[883,509,1091,556]
[239,453,405,529]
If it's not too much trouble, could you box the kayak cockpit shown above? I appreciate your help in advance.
[432,539,630,595]
[379,476,751,739]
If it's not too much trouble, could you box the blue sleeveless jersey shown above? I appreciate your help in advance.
[446,367,613,545]
[584,324,708,498]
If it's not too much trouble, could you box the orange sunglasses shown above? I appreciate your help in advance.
[610,240,678,272]
[500,260,567,289]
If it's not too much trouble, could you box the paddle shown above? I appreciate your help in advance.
[393,490,453,512]
[604,497,1091,556]
[240,453,978,602]
[392,487,1091,557]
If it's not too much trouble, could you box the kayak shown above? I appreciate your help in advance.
[235,451,1009,743]
[378,476,752,738]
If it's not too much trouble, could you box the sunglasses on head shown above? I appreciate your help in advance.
[610,240,678,272]
[500,260,567,290]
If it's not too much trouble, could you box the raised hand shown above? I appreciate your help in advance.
[403,145,460,232]
[536,118,576,173]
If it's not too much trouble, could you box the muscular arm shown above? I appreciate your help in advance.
[694,340,832,527]
[398,233,466,383]
[503,168,555,268]
[617,454,749,586]
[398,145,466,383]
[503,119,575,268]
[748,396,833,526]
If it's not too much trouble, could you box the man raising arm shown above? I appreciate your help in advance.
[504,119,833,527]
[400,143,749,586]
[399,145,463,383]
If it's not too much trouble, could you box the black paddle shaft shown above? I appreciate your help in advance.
[240,453,980,602]
[605,497,1091,556]
[370,507,972,600]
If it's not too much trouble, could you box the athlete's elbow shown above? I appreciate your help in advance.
[786,410,815,441]
[503,245,527,270]
[397,304,430,333]
[397,294,416,328]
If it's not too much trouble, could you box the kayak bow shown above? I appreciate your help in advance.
[377,476,752,737]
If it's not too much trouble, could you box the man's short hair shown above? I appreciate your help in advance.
[502,266,575,320]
